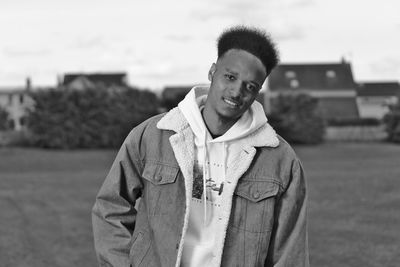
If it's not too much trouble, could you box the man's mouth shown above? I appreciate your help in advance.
[223,98,240,107]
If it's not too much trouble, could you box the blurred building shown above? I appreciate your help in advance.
[0,78,34,131]
[60,72,128,90]
[356,81,400,119]
[266,59,360,120]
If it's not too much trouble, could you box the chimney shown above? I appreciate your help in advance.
[57,74,63,86]
[26,77,31,91]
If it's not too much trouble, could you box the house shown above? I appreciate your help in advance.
[0,78,34,131]
[356,81,400,119]
[61,72,128,90]
[266,59,360,120]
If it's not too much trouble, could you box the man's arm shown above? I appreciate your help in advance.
[92,130,143,267]
[266,158,309,267]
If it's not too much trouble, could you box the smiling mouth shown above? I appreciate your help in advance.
[223,98,241,107]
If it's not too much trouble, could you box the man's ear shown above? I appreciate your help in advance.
[208,63,216,82]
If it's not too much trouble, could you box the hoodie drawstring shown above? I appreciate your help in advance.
[203,128,208,226]
[202,129,229,226]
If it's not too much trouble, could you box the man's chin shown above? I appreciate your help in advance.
[217,109,243,122]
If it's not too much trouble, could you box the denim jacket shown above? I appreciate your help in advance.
[92,107,309,267]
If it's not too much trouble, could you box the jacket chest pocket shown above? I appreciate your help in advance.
[141,162,181,216]
[229,179,279,233]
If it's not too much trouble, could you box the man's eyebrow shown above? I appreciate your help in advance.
[226,68,261,88]
[225,68,238,76]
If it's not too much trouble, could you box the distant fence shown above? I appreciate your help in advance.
[0,126,390,146]
[325,125,387,142]
[0,130,29,147]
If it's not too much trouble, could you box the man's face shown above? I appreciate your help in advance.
[205,49,267,123]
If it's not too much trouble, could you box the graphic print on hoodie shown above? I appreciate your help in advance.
[192,160,224,200]
[178,86,269,267]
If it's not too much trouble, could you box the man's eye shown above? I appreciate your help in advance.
[246,84,257,92]
[224,74,235,81]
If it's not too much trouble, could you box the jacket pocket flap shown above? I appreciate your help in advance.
[235,180,279,202]
[142,163,179,185]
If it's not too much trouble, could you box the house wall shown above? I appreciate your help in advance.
[356,96,398,119]
[265,89,359,120]
[0,91,34,130]
[317,97,359,119]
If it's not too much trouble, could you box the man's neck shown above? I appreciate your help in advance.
[201,107,238,137]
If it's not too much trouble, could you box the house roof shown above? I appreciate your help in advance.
[357,81,400,97]
[62,72,127,87]
[268,61,356,91]
[0,88,27,95]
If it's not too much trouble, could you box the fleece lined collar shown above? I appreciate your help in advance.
[157,106,279,148]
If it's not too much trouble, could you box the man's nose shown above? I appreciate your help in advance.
[229,81,243,99]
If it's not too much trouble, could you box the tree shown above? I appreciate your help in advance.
[268,93,325,144]
[0,106,10,130]
[26,85,160,148]
[384,102,400,143]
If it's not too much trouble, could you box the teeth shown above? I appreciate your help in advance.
[224,99,239,106]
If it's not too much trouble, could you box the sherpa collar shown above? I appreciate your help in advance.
[157,107,279,148]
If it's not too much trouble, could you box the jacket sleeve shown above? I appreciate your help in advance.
[92,129,144,267]
[265,158,310,267]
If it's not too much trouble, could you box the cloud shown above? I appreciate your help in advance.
[72,35,106,49]
[268,21,306,42]
[164,34,193,42]
[370,58,400,75]
[289,0,315,8]
[2,47,52,57]
[191,0,267,22]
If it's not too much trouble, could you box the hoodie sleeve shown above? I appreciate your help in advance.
[265,158,310,267]
[92,128,144,267]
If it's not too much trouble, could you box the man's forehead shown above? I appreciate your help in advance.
[216,49,267,80]
[216,49,267,73]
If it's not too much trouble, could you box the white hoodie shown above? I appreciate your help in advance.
[178,86,269,267]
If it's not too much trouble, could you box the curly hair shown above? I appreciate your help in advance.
[217,25,279,75]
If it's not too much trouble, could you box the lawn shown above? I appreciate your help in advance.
[0,143,399,267]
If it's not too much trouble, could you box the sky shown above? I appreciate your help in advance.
[0,0,399,91]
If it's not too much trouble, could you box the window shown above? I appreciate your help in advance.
[19,94,24,104]
[326,70,336,78]
[290,79,299,88]
[285,71,296,79]
[8,94,13,105]
[9,119,15,130]
[19,117,26,126]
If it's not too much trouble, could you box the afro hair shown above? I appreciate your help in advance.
[217,25,279,75]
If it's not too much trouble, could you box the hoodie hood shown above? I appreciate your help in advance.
[178,85,269,144]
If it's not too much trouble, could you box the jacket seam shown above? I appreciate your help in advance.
[228,224,273,234]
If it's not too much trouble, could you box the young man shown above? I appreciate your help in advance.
[92,26,309,267]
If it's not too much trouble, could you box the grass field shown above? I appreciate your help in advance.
[1,143,399,267]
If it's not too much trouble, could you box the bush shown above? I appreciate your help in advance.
[268,93,325,144]
[0,130,32,147]
[383,103,400,143]
[0,106,11,130]
[327,117,381,126]
[26,85,160,148]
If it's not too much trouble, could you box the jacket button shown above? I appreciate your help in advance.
[252,191,260,199]
[155,175,162,182]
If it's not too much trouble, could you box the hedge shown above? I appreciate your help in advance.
[268,93,325,144]
[384,103,400,143]
[26,85,160,148]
